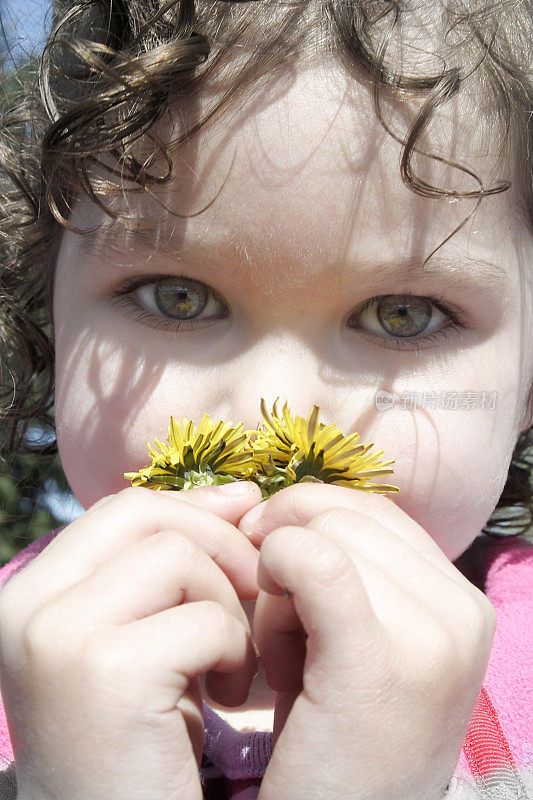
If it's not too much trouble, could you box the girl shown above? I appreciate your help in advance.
[0,1,532,798]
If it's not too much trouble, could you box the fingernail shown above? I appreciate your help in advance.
[216,481,252,495]
[246,530,266,549]
[239,503,264,533]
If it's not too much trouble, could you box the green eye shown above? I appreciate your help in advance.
[376,295,432,337]
[153,279,209,319]
[352,293,448,340]
[346,291,467,351]
[132,276,227,326]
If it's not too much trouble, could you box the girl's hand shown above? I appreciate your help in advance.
[239,484,496,800]
[0,484,261,800]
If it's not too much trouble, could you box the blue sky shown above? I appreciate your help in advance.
[3,0,50,66]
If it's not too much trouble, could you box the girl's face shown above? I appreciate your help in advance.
[53,61,532,561]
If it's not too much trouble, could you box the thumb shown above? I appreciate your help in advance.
[175,481,263,526]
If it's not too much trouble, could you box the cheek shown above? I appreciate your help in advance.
[366,399,517,561]
[54,328,220,508]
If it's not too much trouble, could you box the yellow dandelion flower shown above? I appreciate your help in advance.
[251,398,400,498]
[124,414,257,491]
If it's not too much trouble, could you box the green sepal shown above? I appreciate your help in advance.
[298,475,324,484]
[181,470,238,491]
[250,465,295,499]
[143,475,186,489]
[143,467,238,491]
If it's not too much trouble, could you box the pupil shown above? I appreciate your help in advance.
[377,296,431,337]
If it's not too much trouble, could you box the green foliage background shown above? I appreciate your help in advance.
[0,440,69,566]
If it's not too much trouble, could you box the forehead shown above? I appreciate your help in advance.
[70,59,525,292]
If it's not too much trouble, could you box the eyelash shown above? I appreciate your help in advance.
[351,291,466,352]
[109,277,467,350]
[109,275,227,332]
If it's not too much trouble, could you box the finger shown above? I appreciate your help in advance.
[56,529,252,631]
[258,516,494,690]
[238,482,457,573]
[253,590,306,693]
[306,507,482,599]
[7,484,261,609]
[306,507,496,668]
[85,481,260,522]
[273,689,299,742]
[95,601,257,710]
[204,661,260,708]
[176,480,263,524]
[84,494,115,514]
[70,599,257,766]
[255,525,451,712]
[256,525,386,675]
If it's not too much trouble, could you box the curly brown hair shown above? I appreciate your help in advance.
[0,0,532,538]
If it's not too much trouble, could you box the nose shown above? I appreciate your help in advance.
[214,332,335,431]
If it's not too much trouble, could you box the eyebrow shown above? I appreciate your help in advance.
[78,221,513,298]
[351,256,512,295]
